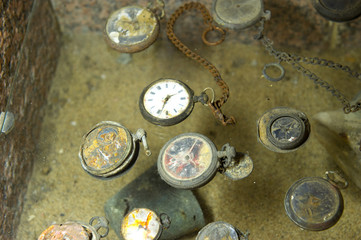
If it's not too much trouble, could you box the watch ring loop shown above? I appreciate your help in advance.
[202,26,226,46]
[202,87,215,106]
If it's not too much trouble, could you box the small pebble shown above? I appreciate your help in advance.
[41,166,51,175]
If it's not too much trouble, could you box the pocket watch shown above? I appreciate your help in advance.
[139,78,212,126]
[121,208,170,240]
[157,133,253,189]
[284,171,347,231]
[257,107,310,153]
[104,0,165,53]
[212,0,271,30]
[311,0,361,22]
[38,216,109,240]
[79,121,151,179]
[196,221,249,240]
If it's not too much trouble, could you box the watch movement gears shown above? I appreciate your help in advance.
[212,0,271,30]
[139,78,195,126]
[257,107,310,153]
[79,121,150,179]
[38,216,109,240]
[157,133,253,189]
[284,176,344,231]
[196,221,249,240]
[121,208,169,240]
[104,5,160,53]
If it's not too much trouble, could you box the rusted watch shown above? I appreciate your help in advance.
[38,216,109,240]
[139,78,214,126]
[196,221,249,240]
[157,133,253,189]
[79,121,151,179]
[104,0,165,53]
[121,208,170,240]
[257,107,310,153]
[212,0,270,30]
[284,171,347,231]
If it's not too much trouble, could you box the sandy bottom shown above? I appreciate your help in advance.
[17,31,361,240]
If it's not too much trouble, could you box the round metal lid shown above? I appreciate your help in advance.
[38,222,90,240]
[121,208,162,240]
[196,221,240,240]
[79,121,133,177]
[157,133,219,189]
[104,6,159,53]
[284,177,344,231]
[312,0,361,22]
[212,0,266,29]
[257,107,310,153]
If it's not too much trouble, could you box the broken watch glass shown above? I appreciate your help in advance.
[104,1,165,53]
[257,107,310,153]
[157,133,253,189]
[79,121,151,179]
[284,171,347,231]
[38,216,109,240]
[121,208,170,240]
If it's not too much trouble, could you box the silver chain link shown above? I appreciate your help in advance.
[255,18,361,113]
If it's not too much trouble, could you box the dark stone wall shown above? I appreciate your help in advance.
[0,0,61,239]
[49,0,361,50]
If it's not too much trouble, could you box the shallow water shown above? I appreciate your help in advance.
[16,30,361,239]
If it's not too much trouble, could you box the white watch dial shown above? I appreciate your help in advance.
[143,80,191,119]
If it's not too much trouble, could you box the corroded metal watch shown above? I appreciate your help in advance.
[212,0,270,30]
[121,208,170,240]
[284,171,347,231]
[257,107,310,153]
[38,216,109,240]
[104,0,165,53]
[139,78,212,126]
[157,133,253,189]
[196,221,249,240]
[79,121,151,179]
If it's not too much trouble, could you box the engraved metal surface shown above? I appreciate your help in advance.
[212,0,265,29]
[196,221,240,240]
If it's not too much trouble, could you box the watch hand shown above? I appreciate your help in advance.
[161,94,177,111]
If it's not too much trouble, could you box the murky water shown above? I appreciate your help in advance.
[16,29,361,239]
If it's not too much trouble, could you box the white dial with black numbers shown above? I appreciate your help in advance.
[139,79,194,126]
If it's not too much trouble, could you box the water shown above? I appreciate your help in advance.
[16,28,361,239]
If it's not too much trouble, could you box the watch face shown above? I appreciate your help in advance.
[79,121,133,177]
[257,107,310,153]
[121,208,162,240]
[139,79,194,126]
[158,133,218,189]
[270,116,303,144]
[38,223,90,240]
[104,6,159,53]
[284,177,344,231]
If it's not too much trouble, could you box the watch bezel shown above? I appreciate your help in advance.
[157,133,219,190]
[139,78,195,126]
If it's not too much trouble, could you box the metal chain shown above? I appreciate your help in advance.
[255,18,361,114]
[166,2,236,125]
